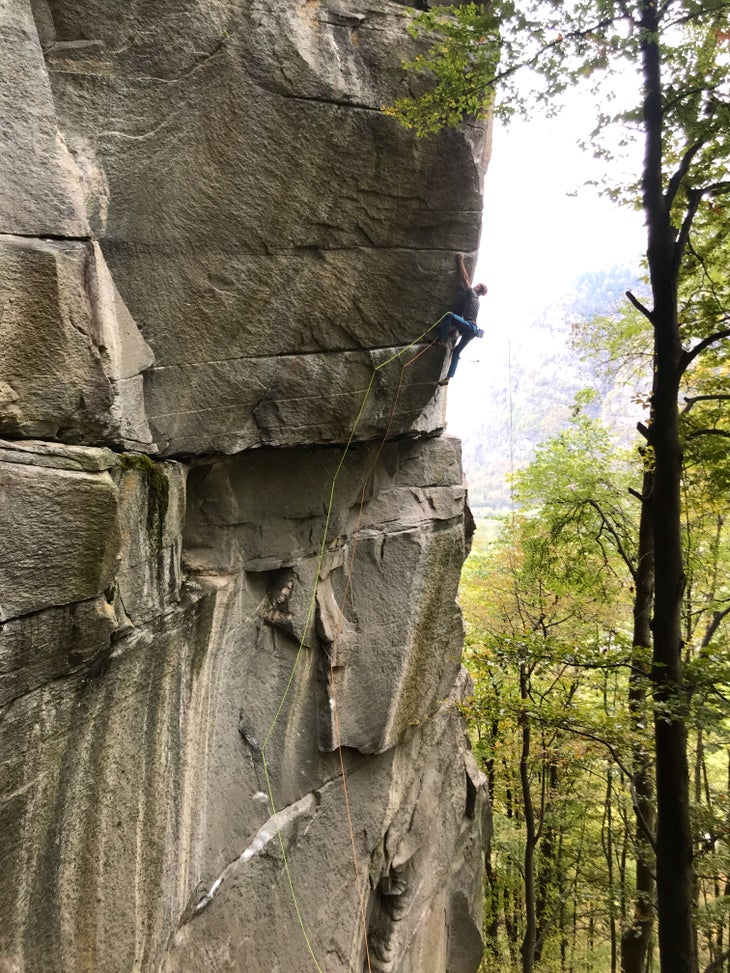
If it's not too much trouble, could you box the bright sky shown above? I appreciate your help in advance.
[445,93,647,438]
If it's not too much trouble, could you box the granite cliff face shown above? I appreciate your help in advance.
[1,2,490,971]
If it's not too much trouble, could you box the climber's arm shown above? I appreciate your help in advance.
[457,253,471,290]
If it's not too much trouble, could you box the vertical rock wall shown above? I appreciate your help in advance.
[0,2,491,971]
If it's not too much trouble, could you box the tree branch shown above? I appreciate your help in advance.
[442,15,619,112]
[675,177,730,279]
[682,328,730,369]
[665,0,730,30]
[674,187,703,275]
[665,141,705,211]
[556,721,629,770]
[703,945,730,973]
[586,498,636,581]
[700,605,730,650]
[551,720,657,852]
[706,180,730,198]
[685,428,730,440]
[662,84,724,119]
[629,777,659,853]
[685,241,730,313]
[683,394,730,413]
[626,289,653,321]
[616,0,638,23]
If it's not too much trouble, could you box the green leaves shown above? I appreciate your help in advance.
[386,0,730,238]
[383,3,501,134]
[460,381,730,967]
[395,2,730,964]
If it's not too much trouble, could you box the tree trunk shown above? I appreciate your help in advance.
[640,3,696,969]
[485,715,501,959]
[535,758,559,962]
[559,829,569,973]
[604,762,618,973]
[622,472,656,973]
[519,663,537,973]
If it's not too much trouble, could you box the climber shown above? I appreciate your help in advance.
[435,253,486,385]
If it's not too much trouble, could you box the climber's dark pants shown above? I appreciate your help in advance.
[437,313,480,379]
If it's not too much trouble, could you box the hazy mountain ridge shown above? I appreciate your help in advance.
[461,265,645,510]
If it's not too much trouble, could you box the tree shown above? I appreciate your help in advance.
[390,4,730,970]
[462,402,730,973]
[462,409,644,972]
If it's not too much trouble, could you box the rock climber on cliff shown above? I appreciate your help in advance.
[435,253,486,385]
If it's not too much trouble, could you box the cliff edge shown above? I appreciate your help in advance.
[0,2,491,971]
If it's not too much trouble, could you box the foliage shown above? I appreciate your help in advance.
[680,220,730,500]
[387,1,730,173]
[461,403,730,971]
[383,3,501,133]
[461,410,640,971]
[391,2,730,969]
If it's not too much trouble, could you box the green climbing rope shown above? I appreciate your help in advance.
[257,314,450,970]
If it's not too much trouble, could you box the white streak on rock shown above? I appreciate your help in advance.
[193,792,317,915]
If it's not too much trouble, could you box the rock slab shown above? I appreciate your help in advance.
[0,1,491,971]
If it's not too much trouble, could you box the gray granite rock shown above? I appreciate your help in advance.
[0,459,120,621]
[0,236,154,448]
[0,1,490,970]
[0,434,487,973]
[113,456,187,626]
[0,595,116,707]
[146,342,449,456]
[163,683,488,973]
[41,0,487,454]
[0,0,88,235]
[0,437,118,471]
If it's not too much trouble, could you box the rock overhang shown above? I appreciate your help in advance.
[18,0,487,454]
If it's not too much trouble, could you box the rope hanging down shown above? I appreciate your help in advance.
[324,336,437,973]
[260,316,448,972]
[200,313,451,972]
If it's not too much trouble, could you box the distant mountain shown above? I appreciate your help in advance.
[460,265,645,511]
